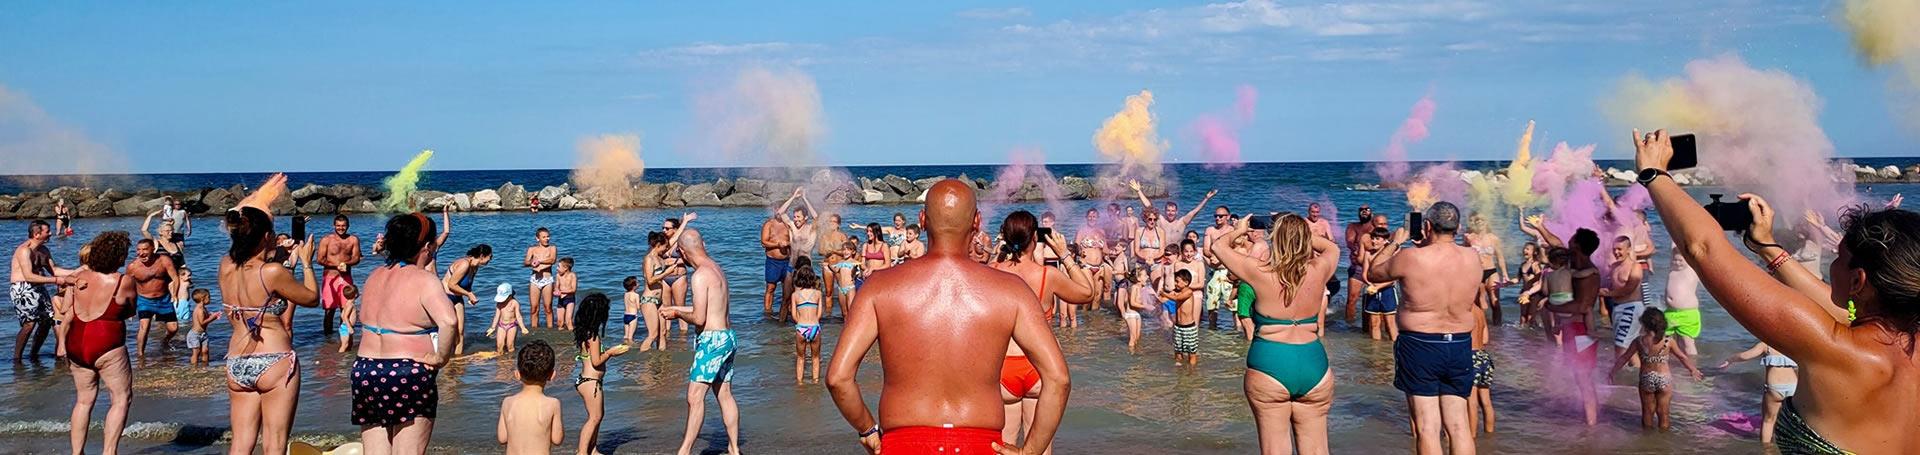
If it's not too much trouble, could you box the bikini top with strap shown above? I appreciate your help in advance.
[1138,232,1162,249]
[796,299,819,308]
[864,244,886,261]
[66,273,130,368]
[1640,340,1671,365]
[230,267,290,337]
[1251,286,1319,328]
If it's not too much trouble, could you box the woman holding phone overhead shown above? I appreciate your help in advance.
[1634,128,1920,453]
[216,173,322,455]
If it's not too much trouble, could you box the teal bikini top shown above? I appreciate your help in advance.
[1252,310,1318,327]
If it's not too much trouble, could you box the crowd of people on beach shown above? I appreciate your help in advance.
[9,129,1920,454]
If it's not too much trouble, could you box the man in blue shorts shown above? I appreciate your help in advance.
[1366,202,1482,455]
[761,213,793,321]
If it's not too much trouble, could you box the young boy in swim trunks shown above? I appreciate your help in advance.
[1161,269,1200,367]
[622,276,640,345]
[336,284,359,353]
[187,288,216,366]
[498,340,563,455]
[489,283,528,354]
[554,257,578,331]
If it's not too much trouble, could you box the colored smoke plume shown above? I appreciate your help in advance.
[1093,90,1169,183]
[1606,54,1855,218]
[570,134,647,209]
[0,84,128,186]
[984,148,1068,219]
[1502,120,1540,208]
[1373,92,1437,184]
[1186,85,1259,171]
[1405,163,1464,211]
[1842,0,1920,130]
[379,150,435,212]
[694,66,827,174]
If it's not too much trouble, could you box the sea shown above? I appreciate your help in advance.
[4,160,1916,454]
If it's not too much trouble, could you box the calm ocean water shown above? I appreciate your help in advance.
[4,161,1918,454]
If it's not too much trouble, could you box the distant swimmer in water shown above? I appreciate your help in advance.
[828,180,1071,455]
[524,227,557,329]
[1215,212,1339,454]
[1367,202,1482,455]
[657,213,745,455]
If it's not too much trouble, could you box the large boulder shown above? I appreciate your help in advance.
[340,197,377,214]
[96,189,130,203]
[450,193,473,211]
[861,189,886,204]
[133,189,161,200]
[557,195,580,210]
[733,178,768,198]
[882,175,916,196]
[49,187,98,203]
[412,191,450,210]
[659,182,687,207]
[680,183,718,206]
[683,192,722,207]
[824,186,853,205]
[1880,165,1903,180]
[629,184,665,209]
[269,192,297,216]
[911,176,948,192]
[14,197,54,219]
[77,197,113,218]
[536,184,570,202]
[719,193,769,207]
[290,183,326,201]
[298,198,337,214]
[710,178,735,199]
[471,190,503,210]
[765,181,800,201]
[112,196,154,217]
[809,168,839,185]
[0,195,20,214]
[1060,177,1092,199]
[199,188,237,213]
[318,184,362,200]
[498,183,529,210]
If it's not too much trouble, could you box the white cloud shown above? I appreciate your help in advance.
[957,7,1032,20]
[633,42,825,67]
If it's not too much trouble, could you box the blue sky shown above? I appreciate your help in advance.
[0,1,1912,174]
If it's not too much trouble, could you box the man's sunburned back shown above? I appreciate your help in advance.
[867,255,1032,429]
[1394,241,1482,334]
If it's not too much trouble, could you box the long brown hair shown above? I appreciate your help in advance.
[1267,213,1312,305]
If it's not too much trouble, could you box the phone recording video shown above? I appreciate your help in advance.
[1668,133,1698,171]
[1248,214,1275,231]
[1036,227,1053,240]
[1703,194,1752,232]
[1407,212,1425,242]
[290,215,308,240]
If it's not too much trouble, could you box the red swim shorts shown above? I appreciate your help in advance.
[882,426,1003,455]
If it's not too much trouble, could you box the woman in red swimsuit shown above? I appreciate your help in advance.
[64,231,135,455]
[218,174,320,455]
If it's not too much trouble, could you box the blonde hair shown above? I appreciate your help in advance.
[1266,213,1313,305]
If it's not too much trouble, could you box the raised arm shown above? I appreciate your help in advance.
[1367,228,1411,283]
[1129,180,1153,211]
[434,208,451,249]
[1744,196,1848,322]
[1529,216,1565,248]
[1044,233,1095,304]
[825,285,882,453]
[776,189,802,230]
[1803,210,1843,252]
[270,237,320,307]
[141,211,159,239]
[1174,189,1217,228]
[1637,129,1856,369]
[1208,219,1266,281]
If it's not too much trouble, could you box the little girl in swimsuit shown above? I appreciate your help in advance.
[791,257,826,384]
[1121,268,1150,354]
[572,293,629,455]
[1607,310,1703,431]
[830,240,861,319]
[1517,244,1545,329]
[488,283,528,354]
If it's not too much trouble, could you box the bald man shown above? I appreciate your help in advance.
[828,180,1070,455]
[658,213,742,455]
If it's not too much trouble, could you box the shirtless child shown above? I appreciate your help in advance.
[489,283,528,354]
[1162,269,1200,367]
[498,340,563,455]
[554,258,578,331]
[187,289,217,366]
[525,227,558,329]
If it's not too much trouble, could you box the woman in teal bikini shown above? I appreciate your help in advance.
[1639,130,1920,453]
[1209,212,1338,454]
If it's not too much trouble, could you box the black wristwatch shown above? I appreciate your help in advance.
[1636,168,1670,186]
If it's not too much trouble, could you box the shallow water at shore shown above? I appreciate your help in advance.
[4,164,1915,453]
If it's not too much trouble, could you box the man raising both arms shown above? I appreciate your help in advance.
[828,180,1071,455]
[659,214,743,455]
[317,215,364,336]
[1367,202,1482,455]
